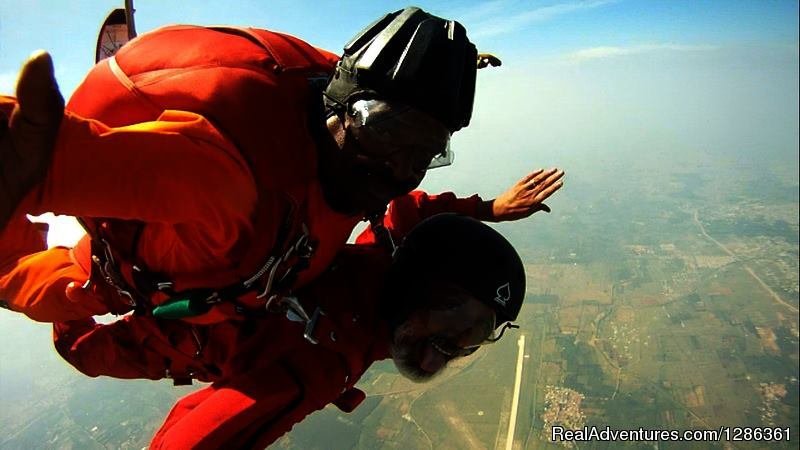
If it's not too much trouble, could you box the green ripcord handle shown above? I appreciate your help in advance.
[152,297,211,320]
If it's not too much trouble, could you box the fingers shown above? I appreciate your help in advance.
[529,168,555,185]
[523,168,563,191]
[477,53,502,69]
[522,169,564,203]
[533,179,564,202]
[520,169,544,185]
[16,50,64,126]
[539,169,565,187]
[506,168,565,215]
[529,168,557,186]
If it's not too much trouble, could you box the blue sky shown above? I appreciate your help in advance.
[2,1,797,96]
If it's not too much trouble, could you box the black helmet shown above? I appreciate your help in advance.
[388,214,526,325]
[325,6,478,132]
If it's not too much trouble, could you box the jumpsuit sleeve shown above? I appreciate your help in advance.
[53,316,174,380]
[150,365,304,450]
[0,211,47,275]
[22,107,258,230]
[0,214,109,321]
[1,97,260,319]
[355,190,489,244]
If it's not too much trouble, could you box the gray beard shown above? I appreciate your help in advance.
[389,320,440,383]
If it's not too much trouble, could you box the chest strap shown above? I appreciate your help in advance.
[82,214,315,320]
[149,225,316,319]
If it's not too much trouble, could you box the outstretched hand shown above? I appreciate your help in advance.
[489,168,565,222]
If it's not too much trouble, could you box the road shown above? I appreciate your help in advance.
[504,334,526,450]
[693,210,798,313]
[440,401,484,450]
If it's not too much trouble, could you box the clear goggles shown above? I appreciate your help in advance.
[428,141,454,169]
[424,297,521,358]
[429,321,520,358]
[348,99,454,170]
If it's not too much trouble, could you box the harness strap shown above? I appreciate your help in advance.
[280,289,367,380]
[78,212,315,320]
[81,219,151,314]
[149,224,315,319]
[368,207,397,255]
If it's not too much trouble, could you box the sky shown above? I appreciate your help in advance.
[0,0,798,246]
[2,1,798,93]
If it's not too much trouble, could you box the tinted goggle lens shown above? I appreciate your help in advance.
[348,99,453,170]
[429,336,480,358]
[429,321,519,358]
[427,141,454,170]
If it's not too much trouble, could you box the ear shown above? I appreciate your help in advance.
[325,113,347,148]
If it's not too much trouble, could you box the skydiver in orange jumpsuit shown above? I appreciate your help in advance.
[0,7,564,325]
[54,214,534,449]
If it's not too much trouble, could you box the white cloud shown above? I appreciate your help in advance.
[470,0,617,39]
[564,43,718,62]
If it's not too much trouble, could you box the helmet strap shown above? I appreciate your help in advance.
[368,211,397,256]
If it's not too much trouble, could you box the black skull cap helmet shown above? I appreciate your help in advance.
[324,6,478,132]
[389,214,526,325]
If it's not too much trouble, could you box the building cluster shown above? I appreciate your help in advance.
[541,385,586,447]
[605,323,641,366]
[758,382,787,426]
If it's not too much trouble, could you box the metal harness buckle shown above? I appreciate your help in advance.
[247,224,315,300]
[280,295,323,345]
[92,238,137,307]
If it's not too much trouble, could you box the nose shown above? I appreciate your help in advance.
[386,153,426,187]
[420,344,448,374]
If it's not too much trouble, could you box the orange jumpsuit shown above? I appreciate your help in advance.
[0,156,485,323]
[54,245,393,449]
[51,193,488,449]
[0,100,262,320]
[1,25,490,324]
[1,25,356,322]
